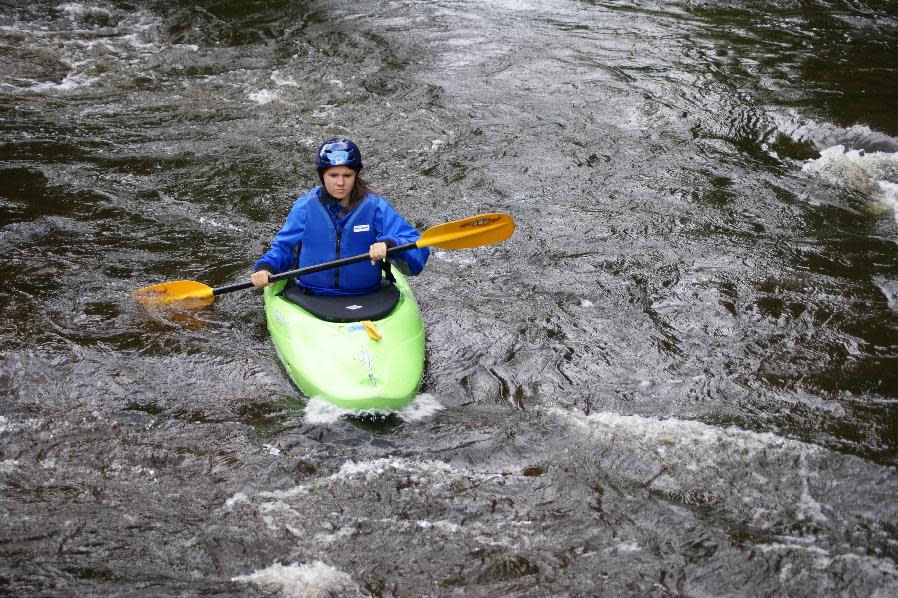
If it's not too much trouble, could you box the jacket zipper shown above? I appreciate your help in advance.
[334,227,342,288]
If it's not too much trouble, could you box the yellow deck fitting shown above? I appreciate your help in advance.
[361,320,382,341]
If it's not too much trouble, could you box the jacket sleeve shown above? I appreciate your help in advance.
[374,198,430,276]
[253,199,307,274]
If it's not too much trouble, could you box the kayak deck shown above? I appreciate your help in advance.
[262,272,425,411]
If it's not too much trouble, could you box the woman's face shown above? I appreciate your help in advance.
[322,166,356,201]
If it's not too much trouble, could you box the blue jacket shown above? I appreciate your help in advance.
[254,187,429,296]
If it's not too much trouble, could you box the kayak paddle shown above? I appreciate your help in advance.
[134,212,515,307]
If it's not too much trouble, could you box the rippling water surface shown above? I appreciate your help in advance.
[2,1,898,595]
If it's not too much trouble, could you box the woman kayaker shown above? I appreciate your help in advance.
[250,136,429,296]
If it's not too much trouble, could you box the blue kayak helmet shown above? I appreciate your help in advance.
[316,136,362,172]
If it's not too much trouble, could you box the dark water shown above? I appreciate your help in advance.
[2,0,898,595]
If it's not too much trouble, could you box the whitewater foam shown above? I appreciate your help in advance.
[232,561,363,597]
[879,181,898,223]
[271,70,299,87]
[303,393,443,425]
[332,457,456,481]
[434,250,477,265]
[0,6,168,94]
[876,278,898,313]
[248,89,277,105]
[803,144,898,222]
[231,457,479,512]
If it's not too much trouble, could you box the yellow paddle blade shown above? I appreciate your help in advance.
[133,280,215,307]
[418,212,515,250]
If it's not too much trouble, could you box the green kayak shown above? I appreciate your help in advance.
[262,271,425,411]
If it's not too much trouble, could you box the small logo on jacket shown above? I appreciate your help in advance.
[353,224,370,232]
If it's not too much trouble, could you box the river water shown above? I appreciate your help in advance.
[2,0,898,595]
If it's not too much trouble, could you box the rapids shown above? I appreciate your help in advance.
[2,1,897,595]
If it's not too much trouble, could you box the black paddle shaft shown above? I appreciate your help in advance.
[211,241,419,296]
